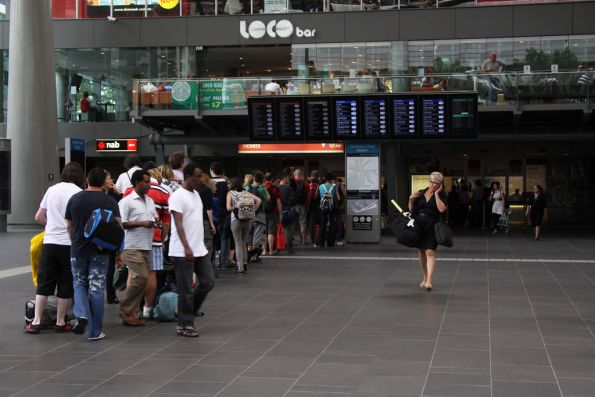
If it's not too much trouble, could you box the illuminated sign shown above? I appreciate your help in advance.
[96,139,138,152]
[238,143,343,154]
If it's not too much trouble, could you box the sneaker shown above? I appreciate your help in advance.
[336,241,345,246]
[24,323,41,334]
[72,318,88,335]
[88,332,106,341]
[313,244,320,248]
[142,307,152,319]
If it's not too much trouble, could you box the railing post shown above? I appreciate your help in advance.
[109,0,114,18]
[145,0,149,17]
[398,0,401,10]
[215,0,218,15]
[76,0,80,19]
[360,0,364,11]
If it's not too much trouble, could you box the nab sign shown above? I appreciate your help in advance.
[96,139,138,152]
[240,20,316,40]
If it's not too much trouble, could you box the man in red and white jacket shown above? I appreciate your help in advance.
[124,162,170,319]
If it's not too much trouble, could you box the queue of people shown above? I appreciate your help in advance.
[25,152,349,339]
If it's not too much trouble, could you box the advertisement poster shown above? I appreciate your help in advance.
[264,0,287,13]
[171,81,198,110]
[87,0,180,17]
[199,80,246,111]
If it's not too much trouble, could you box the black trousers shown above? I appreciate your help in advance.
[317,210,336,247]
[173,255,215,329]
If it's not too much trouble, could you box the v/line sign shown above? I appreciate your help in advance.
[96,139,138,152]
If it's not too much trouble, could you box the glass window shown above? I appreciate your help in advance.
[365,42,391,75]
[486,38,513,69]
[341,43,367,76]
[569,35,595,66]
[0,0,8,19]
[459,39,486,71]
[513,37,541,69]
[434,40,463,73]
[408,41,434,73]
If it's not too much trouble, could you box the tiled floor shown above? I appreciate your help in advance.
[1,229,595,396]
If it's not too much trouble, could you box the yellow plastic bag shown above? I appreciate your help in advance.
[30,232,44,287]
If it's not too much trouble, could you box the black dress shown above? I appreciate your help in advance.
[412,189,448,250]
[529,194,546,227]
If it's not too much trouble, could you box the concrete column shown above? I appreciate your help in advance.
[385,143,409,213]
[7,1,59,224]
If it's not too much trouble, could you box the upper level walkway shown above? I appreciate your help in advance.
[1,228,594,396]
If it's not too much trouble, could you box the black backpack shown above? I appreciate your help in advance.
[294,181,307,204]
[84,196,124,251]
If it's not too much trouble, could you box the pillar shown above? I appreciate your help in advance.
[385,143,409,213]
[7,1,59,224]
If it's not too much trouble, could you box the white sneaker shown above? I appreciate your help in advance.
[88,332,106,341]
[142,307,152,319]
[336,241,345,246]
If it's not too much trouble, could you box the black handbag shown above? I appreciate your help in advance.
[389,200,420,248]
[434,221,453,247]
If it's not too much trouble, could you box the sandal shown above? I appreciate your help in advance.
[24,323,41,334]
[177,328,199,338]
[55,323,73,333]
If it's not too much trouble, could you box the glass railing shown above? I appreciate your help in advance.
[48,0,594,19]
[131,71,594,114]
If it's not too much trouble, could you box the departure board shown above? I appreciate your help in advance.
[248,98,275,140]
[449,94,478,138]
[362,96,388,138]
[391,96,417,138]
[276,98,304,140]
[334,97,360,139]
[304,97,332,140]
[420,96,446,137]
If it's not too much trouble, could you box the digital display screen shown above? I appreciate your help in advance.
[304,97,332,140]
[334,97,359,139]
[391,96,417,138]
[420,96,446,137]
[450,95,478,138]
[248,98,275,141]
[362,96,388,138]
[276,98,304,141]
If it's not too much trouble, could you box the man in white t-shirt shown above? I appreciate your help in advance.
[26,162,85,334]
[115,154,142,193]
[169,163,214,337]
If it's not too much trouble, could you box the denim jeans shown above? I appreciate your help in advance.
[71,254,109,339]
[213,217,230,268]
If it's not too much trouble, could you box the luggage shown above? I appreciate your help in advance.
[24,296,74,328]
[434,221,454,247]
[84,201,125,251]
[30,232,44,287]
[390,200,420,248]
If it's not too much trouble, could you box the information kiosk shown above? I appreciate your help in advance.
[345,143,381,244]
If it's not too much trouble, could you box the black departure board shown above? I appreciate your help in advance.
[420,96,446,138]
[304,97,332,140]
[333,97,359,139]
[248,98,275,140]
[450,94,478,138]
[362,96,388,138]
[276,98,304,140]
[391,96,417,138]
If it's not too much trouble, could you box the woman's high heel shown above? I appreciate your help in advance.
[419,282,426,288]
[425,284,432,292]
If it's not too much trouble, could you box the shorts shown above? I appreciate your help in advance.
[151,246,164,271]
[266,214,279,236]
[36,244,74,298]
[295,204,307,228]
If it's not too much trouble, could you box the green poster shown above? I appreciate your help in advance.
[199,80,247,111]
[171,81,198,110]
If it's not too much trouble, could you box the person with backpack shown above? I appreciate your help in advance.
[334,178,347,246]
[210,162,230,271]
[65,167,122,340]
[315,174,340,248]
[26,162,85,334]
[263,172,282,256]
[247,171,269,262]
[293,168,310,245]
[227,177,261,273]
[277,172,298,254]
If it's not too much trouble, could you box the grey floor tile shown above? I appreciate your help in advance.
[174,364,247,383]
[431,348,490,371]
[200,351,263,366]
[244,356,313,378]
[0,371,56,390]
[297,363,369,389]
[216,377,295,397]
[353,375,425,397]
[492,380,561,397]
[151,381,227,396]
[11,383,92,397]
[558,377,595,397]
[423,383,491,397]
[123,358,196,376]
[492,364,556,382]
[492,347,551,366]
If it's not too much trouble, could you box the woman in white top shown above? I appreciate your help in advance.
[26,162,85,334]
[490,181,506,234]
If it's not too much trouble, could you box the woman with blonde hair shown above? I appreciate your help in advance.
[158,163,179,192]
[408,172,448,291]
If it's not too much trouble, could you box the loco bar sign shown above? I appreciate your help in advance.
[240,20,316,39]
[96,139,138,152]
